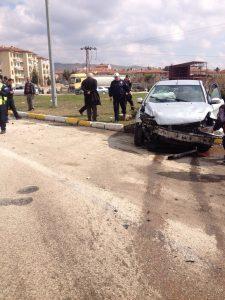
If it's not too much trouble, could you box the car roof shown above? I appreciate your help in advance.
[156,80,202,86]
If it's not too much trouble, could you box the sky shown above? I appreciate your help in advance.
[0,0,225,68]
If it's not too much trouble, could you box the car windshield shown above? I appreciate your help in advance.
[147,85,205,103]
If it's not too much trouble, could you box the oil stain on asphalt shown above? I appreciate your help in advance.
[0,197,33,206]
[17,186,39,194]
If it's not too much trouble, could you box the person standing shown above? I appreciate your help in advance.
[6,78,21,120]
[24,77,35,111]
[213,104,225,163]
[124,74,135,110]
[81,73,100,121]
[0,75,7,134]
[109,73,129,122]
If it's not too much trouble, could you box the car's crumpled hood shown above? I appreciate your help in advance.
[144,102,213,125]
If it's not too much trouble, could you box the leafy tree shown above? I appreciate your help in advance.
[31,68,39,84]
[215,67,220,72]
[63,69,71,81]
[47,77,51,86]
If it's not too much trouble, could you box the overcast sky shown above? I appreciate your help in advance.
[0,0,225,68]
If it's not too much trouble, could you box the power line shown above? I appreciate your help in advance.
[98,22,225,49]
[80,46,97,73]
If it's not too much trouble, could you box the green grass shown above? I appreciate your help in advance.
[14,92,147,123]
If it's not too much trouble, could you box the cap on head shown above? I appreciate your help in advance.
[87,73,93,78]
[114,72,120,78]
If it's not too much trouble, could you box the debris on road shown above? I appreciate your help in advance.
[123,224,129,229]
[167,148,198,160]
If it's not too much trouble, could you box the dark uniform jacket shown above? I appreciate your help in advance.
[109,79,129,100]
[6,84,14,100]
[81,77,101,106]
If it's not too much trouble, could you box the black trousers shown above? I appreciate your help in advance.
[0,104,7,131]
[79,105,87,114]
[87,105,97,121]
[7,98,19,119]
[126,94,134,109]
[113,97,126,122]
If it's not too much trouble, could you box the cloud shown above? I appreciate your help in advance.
[0,0,225,68]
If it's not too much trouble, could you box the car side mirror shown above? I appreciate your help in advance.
[210,98,223,105]
[137,97,143,104]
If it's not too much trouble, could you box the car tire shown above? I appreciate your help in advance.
[134,123,144,146]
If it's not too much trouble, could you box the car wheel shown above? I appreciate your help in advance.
[134,123,144,146]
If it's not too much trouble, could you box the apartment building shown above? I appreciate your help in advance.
[37,56,50,86]
[0,46,50,86]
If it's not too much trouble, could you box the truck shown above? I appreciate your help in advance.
[69,73,86,93]
[69,73,125,93]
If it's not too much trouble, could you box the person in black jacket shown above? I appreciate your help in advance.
[124,74,135,110]
[24,77,35,111]
[109,73,129,122]
[0,75,7,134]
[81,73,100,121]
[6,78,21,120]
[213,104,225,163]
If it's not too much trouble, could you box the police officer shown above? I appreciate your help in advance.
[124,74,135,110]
[0,75,7,134]
[109,73,129,122]
[6,78,21,120]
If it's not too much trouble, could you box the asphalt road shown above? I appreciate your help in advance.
[1,119,225,299]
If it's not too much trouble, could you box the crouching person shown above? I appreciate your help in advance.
[213,104,225,163]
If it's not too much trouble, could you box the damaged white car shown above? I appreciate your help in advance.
[134,80,224,152]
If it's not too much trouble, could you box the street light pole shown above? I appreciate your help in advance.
[45,0,57,107]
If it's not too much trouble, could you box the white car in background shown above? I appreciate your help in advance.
[14,85,39,96]
[97,86,108,94]
[13,85,24,96]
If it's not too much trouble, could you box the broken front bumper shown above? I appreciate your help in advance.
[152,126,222,146]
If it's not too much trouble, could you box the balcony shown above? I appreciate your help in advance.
[13,58,23,63]
[15,74,25,79]
[14,66,24,71]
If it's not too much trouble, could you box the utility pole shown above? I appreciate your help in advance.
[45,0,57,107]
[81,46,97,74]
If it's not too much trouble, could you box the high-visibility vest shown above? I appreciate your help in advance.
[0,82,7,105]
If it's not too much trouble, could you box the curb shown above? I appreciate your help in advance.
[14,111,126,132]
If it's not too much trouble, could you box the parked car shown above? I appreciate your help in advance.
[97,86,108,93]
[14,84,39,96]
[13,85,24,96]
[134,80,224,152]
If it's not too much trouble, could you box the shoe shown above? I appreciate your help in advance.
[1,130,6,134]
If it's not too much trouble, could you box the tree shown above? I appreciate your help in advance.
[31,68,39,85]
[47,77,51,86]
[215,67,220,72]
[63,69,71,81]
